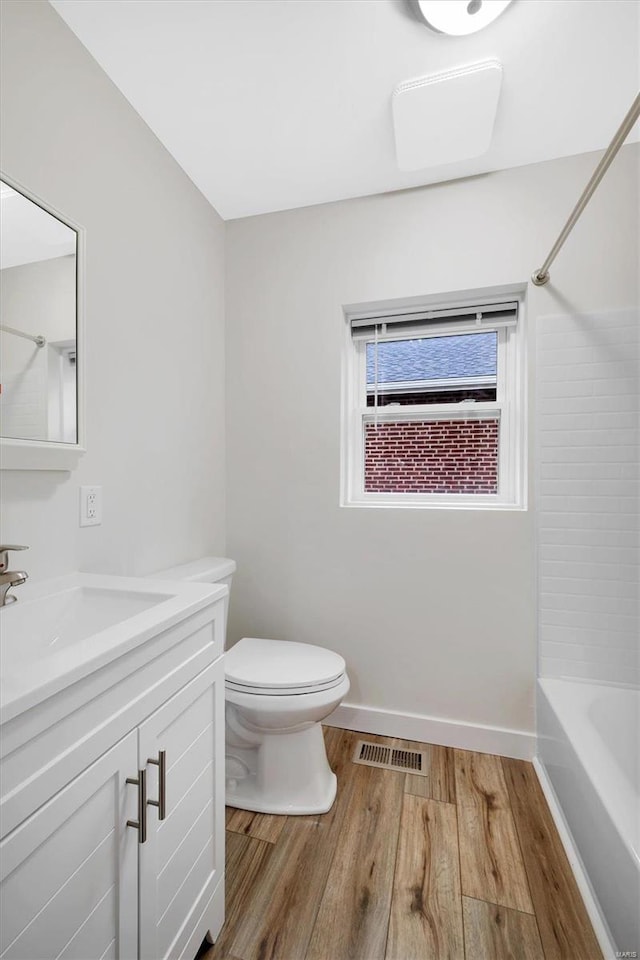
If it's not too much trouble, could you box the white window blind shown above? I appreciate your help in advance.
[350,300,518,340]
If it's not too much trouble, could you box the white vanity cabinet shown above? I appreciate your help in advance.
[0,591,227,960]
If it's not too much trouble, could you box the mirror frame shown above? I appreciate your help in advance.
[0,172,85,471]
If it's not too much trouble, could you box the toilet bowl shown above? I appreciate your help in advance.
[150,558,350,815]
[225,637,350,814]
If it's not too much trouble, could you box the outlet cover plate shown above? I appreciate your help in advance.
[80,485,102,527]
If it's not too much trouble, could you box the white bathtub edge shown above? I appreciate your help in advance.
[325,702,535,760]
[533,755,617,960]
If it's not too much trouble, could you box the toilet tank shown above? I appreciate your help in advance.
[152,556,235,589]
[150,556,236,638]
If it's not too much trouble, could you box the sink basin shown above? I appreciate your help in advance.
[5,585,170,658]
[0,572,226,723]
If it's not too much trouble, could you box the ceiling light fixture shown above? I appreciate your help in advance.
[409,0,514,36]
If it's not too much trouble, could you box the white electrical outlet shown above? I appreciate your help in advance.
[80,485,102,527]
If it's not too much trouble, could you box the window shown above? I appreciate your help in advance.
[341,293,526,508]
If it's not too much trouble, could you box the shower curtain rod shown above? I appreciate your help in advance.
[0,324,46,347]
[532,91,640,286]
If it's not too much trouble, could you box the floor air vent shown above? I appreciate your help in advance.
[352,740,428,777]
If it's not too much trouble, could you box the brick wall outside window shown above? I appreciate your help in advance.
[364,418,499,494]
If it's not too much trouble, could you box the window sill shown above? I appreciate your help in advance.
[341,495,528,511]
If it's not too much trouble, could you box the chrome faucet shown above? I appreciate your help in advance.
[0,545,29,606]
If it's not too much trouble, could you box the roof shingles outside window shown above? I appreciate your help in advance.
[366,332,498,384]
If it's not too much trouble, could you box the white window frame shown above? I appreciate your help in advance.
[340,290,527,510]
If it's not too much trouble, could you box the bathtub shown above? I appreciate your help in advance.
[537,678,639,956]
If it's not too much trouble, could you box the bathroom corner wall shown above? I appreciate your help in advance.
[0,0,226,579]
[225,144,639,741]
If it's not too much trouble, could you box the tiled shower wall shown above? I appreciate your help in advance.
[0,363,48,440]
[536,310,639,687]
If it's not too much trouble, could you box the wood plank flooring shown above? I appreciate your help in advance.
[455,749,533,914]
[199,728,602,960]
[386,795,463,960]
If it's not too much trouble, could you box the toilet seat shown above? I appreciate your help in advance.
[225,674,346,697]
[225,637,346,695]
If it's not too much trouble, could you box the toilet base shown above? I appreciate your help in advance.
[226,769,337,815]
[225,720,337,815]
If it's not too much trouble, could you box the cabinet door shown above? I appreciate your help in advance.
[138,658,225,960]
[0,732,139,960]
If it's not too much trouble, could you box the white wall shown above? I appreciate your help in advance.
[0,0,226,580]
[226,144,639,742]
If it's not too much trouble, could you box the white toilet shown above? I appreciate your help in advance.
[152,557,350,815]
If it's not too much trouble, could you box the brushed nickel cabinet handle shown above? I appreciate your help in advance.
[147,750,166,820]
[126,769,147,843]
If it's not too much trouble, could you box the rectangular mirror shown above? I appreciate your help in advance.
[0,175,84,470]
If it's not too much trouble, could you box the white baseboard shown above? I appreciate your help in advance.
[532,757,617,960]
[324,702,535,760]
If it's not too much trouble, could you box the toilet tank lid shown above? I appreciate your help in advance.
[151,556,236,583]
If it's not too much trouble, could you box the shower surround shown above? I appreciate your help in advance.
[535,309,639,955]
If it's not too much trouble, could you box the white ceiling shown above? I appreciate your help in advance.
[50,0,640,220]
[1,183,77,270]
